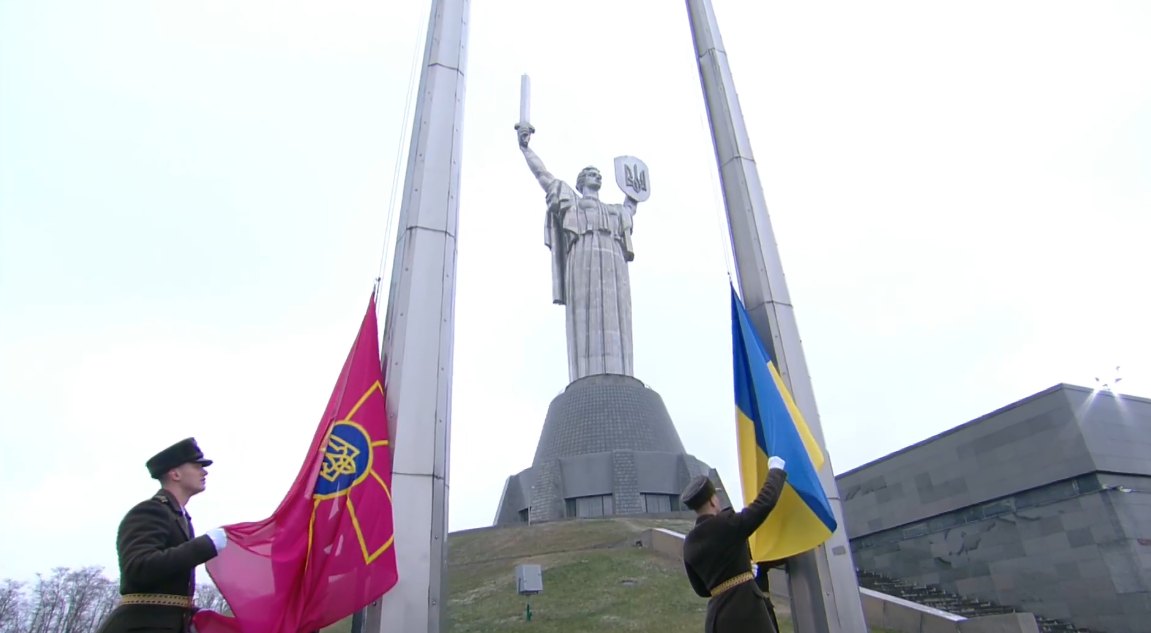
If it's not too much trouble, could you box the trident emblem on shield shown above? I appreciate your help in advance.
[614,155,651,203]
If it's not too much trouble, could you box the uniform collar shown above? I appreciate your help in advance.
[694,508,733,525]
[154,488,193,539]
[155,488,191,518]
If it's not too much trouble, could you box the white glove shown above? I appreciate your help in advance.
[768,456,786,472]
[206,527,228,552]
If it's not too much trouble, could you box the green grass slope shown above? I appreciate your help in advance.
[325,517,896,633]
[448,518,716,633]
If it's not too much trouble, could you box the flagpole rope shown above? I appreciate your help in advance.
[330,317,362,434]
[375,0,433,297]
[699,111,738,290]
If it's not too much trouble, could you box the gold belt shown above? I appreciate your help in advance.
[710,571,754,597]
[119,593,194,608]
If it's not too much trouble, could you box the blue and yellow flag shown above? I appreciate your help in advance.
[732,286,837,561]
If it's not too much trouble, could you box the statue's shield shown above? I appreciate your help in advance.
[614,155,651,202]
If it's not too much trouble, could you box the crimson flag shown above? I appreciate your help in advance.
[195,293,398,633]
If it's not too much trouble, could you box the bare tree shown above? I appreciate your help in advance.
[4,566,218,633]
[7,566,119,633]
[85,579,119,632]
[0,579,28,633]
[26,568,67,633]
[59,567,118,633]
[195,581,232,616]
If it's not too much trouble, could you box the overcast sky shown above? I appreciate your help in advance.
[1,0,1148,582]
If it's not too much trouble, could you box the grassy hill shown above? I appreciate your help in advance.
[447,517,717,633]
[325,517,895,633]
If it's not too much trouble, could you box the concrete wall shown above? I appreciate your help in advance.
[839,387,1095,539]
[838,384,1151,633]
[859,587,968,633]
[849,475,1151,630]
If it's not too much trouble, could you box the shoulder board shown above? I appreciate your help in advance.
[152,494,170,505]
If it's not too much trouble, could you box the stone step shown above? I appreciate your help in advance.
[855,568,1100,633]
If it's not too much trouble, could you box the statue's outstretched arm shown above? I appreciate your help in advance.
[518,127,556,192]
[521,146,556,192]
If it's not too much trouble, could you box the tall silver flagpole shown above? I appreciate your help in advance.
[363,0,469,631]
[684,2,867,632]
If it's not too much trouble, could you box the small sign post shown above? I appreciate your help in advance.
[515,564,544,622]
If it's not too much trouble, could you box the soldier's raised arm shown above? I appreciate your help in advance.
[733,457,788,538]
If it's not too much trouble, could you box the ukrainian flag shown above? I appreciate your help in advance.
[732,286,837,561]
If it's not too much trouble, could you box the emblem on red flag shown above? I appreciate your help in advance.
[310,381,394,564]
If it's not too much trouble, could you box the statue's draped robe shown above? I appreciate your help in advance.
[546,180,635,382]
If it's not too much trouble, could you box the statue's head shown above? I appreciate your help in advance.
[576,166,602,193]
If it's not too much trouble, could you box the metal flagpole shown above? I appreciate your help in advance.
[684,1,868,632]
[362,0,469,631]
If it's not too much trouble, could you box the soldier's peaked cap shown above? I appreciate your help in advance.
[146,437,213,479]
[680,475,716,511]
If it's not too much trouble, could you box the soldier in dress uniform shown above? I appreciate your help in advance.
[96,437,229,633]
[680,457,787,633]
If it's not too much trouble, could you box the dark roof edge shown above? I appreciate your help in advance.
[833,383,1144,479]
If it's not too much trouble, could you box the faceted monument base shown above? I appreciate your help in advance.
[494,374,729,524]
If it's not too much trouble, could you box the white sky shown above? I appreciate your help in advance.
[1,0,1148,582]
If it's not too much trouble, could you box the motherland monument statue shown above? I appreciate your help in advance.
[515,76,650,382]
[494,77,726,526]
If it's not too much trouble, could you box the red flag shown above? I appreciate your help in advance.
[195,293,398,633]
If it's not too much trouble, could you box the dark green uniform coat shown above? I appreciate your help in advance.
[96,489,219,633]
[682,469,787,633]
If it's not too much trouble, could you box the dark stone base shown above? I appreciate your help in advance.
[494,374,728,525]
